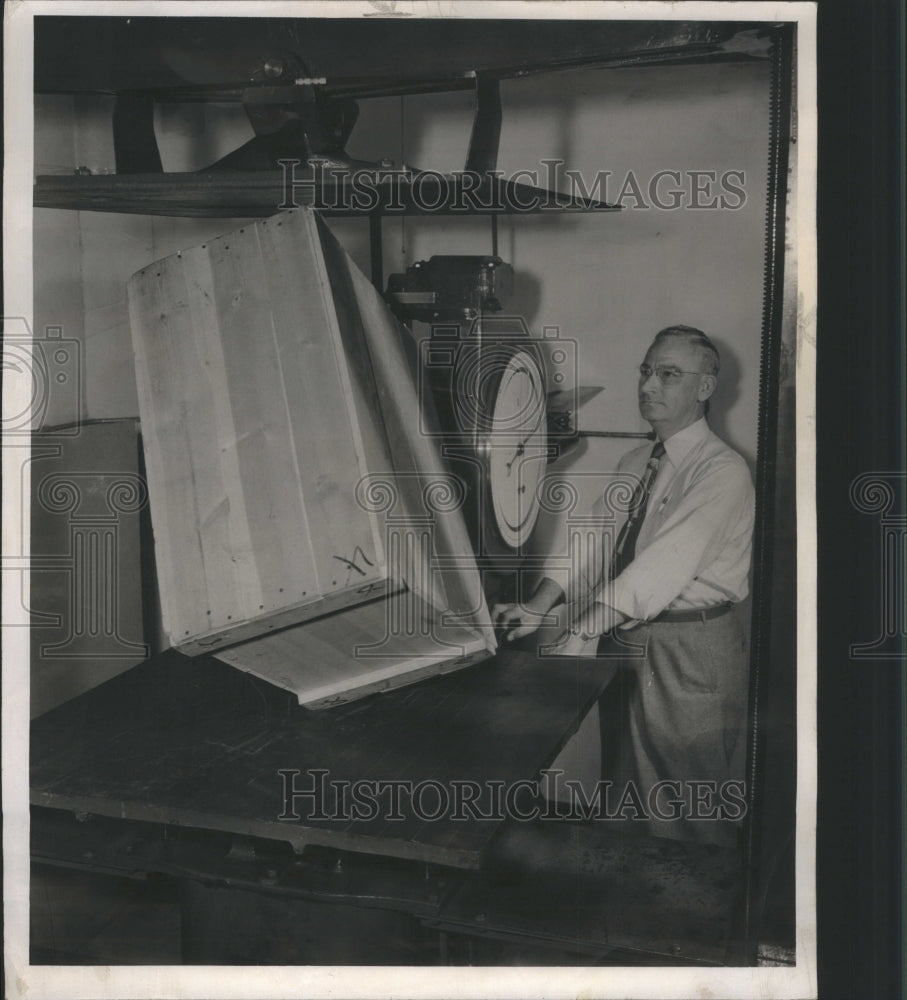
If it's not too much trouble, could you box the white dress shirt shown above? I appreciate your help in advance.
[547,417,755,623]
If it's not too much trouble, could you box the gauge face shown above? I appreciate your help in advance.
[486,348,548,548]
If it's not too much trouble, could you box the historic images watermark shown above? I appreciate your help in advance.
[349,461,649,659]
[279,159,748,213]
[277,768,747,824]
[2,316,148,659]
[349,319,649,659]
[849,472,907,660]
[1,317,82,437]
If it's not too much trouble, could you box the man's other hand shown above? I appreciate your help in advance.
[491,602,551,641]
[491,577,566,642]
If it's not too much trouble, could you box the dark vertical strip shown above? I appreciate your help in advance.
[818,1,905,995]
[739,22,795,964]
[465,75,503,176]
[113,93,163,174]
[137,426,165,657]
[369,213,384,292]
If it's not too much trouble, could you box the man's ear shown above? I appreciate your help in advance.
[697,374,718,402]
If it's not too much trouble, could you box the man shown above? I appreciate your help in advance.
[493,326,755,845]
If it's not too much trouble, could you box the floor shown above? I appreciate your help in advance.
[30,865,182,965]
[30,858,795,966]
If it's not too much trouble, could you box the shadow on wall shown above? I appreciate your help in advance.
[708,335,755,472]
[510,269,543,329]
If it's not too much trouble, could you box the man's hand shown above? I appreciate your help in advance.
[540,629,598,658]
[491,602,552,641]
[539,600,628,657]
[491,578,565,642]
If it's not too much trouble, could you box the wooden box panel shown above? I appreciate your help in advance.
[314,216,491,639]
[128,208,493,676]
[128,212,390,653]
[214,592,490,710]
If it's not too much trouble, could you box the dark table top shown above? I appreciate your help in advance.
[31,648,614,869]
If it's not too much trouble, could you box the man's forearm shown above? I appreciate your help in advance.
[528,577,566,614]
[572,598,628,639]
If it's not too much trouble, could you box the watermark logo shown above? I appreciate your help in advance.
[2,317,82,435]
[416,317,577,440]
[26,472,149,658]
[536,467,649,656]
[277,768,747,824]
[2,317,147,657]
[278,159,747,214]
[849,472,907,660]
[353,470,484,658]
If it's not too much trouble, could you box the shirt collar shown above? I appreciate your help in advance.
[660,416,709,468]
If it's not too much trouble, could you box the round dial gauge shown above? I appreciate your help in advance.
[485,348,548,548]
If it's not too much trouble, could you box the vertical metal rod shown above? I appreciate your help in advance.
[491,214,499,257]
[369,213,384,292]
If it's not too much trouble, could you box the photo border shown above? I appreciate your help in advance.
[3,2,819,997]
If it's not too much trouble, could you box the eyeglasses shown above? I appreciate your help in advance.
[637,364,706,385]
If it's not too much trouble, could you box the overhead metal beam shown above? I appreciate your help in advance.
[34,170,619,219]
[465,75,502,176]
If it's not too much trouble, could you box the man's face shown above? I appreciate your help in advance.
[637,337,716,439]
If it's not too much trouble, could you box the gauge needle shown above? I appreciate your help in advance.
[504,440,525,475]
[504,415,543,476]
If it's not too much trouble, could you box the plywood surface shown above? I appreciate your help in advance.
[127,212,387,652]
[215,592,490,708]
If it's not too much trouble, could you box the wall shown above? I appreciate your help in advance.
[32,57,772,750]
[359,62,770,539]
[33,96,85,428]
[31,95,261,713]
[349,61,772,793]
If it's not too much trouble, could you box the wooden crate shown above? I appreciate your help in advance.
[128,209,494,698]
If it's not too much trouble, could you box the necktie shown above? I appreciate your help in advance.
[610,441,665,579]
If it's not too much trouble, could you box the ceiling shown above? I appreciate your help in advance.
[34,16,768,98]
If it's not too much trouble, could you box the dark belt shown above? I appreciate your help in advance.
[647,602,734,624]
